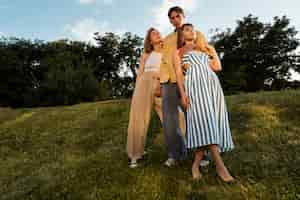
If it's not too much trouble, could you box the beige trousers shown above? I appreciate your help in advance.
[127,72,162,160]
[127,71,186,160]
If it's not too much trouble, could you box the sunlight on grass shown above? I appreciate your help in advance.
[0,90,299,199]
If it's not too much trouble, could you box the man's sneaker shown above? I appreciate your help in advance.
[164,158,176,167]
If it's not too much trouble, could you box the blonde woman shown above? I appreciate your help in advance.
[127,28,163,168]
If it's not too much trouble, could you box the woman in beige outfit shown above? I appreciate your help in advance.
[127,28,164,168]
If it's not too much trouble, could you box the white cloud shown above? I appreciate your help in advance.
[78,0,113,5]
[79,0,96,5]
[64,18,125,45]
[151,0,198,34]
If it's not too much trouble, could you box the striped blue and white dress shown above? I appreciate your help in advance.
[182,51,234,152]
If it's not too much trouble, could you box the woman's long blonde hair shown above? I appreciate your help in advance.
[144,27,156,54]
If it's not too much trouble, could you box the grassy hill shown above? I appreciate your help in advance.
[0,90,300,200]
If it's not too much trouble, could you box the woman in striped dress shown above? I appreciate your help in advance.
[173,24,234,182]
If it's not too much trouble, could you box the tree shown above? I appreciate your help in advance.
[212,15,300,92]
[0,37,44,106]
[119,32,143,80]
[40,40,100,105]
[93,32,143,98]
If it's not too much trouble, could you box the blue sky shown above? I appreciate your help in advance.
[1,0,300,79]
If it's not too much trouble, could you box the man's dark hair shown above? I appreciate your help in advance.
[168,6,184,18]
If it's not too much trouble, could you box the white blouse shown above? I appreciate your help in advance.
[144,51,162,72]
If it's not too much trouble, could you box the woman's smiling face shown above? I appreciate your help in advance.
[183,25,196,41]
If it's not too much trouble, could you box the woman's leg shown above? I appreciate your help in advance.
[192,148,205,179]
[209,144,234,182]
[127,75,153,164]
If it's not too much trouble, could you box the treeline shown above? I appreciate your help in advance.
[0,15,299,107]
[0,32,143,107]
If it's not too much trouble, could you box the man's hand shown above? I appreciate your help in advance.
[153,77,162,97]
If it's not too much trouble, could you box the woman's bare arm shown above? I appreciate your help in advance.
[173,50,187,100]
[207,45,222,72]
[136,53,148,80]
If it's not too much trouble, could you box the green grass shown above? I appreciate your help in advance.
[1,90,300,200]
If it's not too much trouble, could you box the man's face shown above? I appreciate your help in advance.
[169,11,184,29]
